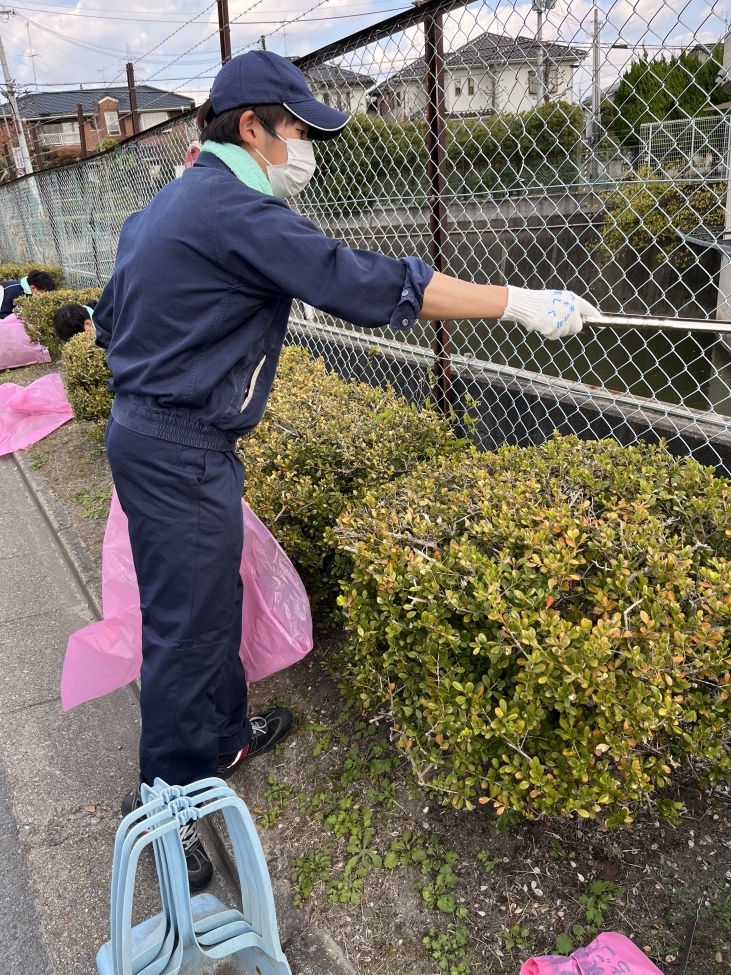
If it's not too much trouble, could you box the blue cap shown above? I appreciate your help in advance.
[210,51,349,141]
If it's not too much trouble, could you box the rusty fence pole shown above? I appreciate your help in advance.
[30,124,43,171]
[423,11,452,413]
[126,62,140,136]
[218,0,232,65]
[77,103,87,159]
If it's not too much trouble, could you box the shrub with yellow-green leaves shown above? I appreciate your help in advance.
[334,434,731,824]
[0,262,65,288]
[62,330,113,441]
[240,346,465,621]
[17,287,102,360]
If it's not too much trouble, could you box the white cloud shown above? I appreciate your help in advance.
[0,0,724,108]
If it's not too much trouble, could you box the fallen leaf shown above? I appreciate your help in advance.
[596,859,620,881]
[84,806,96,813]
[717,952,724,964]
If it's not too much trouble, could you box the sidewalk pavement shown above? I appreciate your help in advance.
[0,455,235,973]
[0,452,356,975]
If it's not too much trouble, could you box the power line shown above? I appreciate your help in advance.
[13,0,403,22]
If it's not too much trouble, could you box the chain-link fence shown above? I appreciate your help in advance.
[1,0,731,471]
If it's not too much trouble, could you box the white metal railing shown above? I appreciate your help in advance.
[41,131,80,147]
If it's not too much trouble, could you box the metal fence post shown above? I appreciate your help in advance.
[423,10,452,413]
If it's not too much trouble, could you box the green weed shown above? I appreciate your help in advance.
[254,776,297,829]
[291,848,332,906]
[579,881,621,927]
[423,923,471,975]
[555,933,574,955]
[71,488,112,519]
[502,924,532,951]
[477,851,499,873]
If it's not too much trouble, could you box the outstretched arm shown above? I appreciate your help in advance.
[419,272,507,321]
[420,272,599,341]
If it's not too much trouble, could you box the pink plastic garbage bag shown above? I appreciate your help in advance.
[520,933,665,975]
[61,490,313,710]
[0,373,73,455]
[0,313,50,370]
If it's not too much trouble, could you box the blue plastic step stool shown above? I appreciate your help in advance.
[96,777,292,975]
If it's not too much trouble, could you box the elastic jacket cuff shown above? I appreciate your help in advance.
[389,257,434,332]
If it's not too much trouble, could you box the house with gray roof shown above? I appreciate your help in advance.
[0,85,194,156]
[375,31,587,121]
[303,65,375,115]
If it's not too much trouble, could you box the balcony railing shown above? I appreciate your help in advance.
[41,131,80,147]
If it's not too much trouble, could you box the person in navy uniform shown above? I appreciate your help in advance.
[53,301,97,343]
[94,50,599,890]
[0,269,56,318]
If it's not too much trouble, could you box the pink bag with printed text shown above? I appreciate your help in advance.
[520,933,665,975]
[61,490,313,710]
[0,372,73,455]
[0,313,51,371]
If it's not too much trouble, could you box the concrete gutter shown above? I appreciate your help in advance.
[10,448,355,975]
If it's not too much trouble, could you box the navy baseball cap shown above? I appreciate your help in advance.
[210,50,349,140]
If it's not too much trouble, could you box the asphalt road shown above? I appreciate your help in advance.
[0,754,55,975]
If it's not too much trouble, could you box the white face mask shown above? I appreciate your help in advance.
[253,133,317,198]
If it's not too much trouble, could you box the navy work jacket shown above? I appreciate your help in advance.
[94,151,434,452]
[0,280,25,318]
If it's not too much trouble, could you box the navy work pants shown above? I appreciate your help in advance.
[106,417,251,787]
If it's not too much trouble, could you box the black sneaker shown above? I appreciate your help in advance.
[217,707,294,779]
[119,785,213,891]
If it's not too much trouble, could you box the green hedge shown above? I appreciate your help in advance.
[240,346,465,621]
[62,330,113,440]
[334,435,731,823]
[0,262,65,288]
[18,288,102,360]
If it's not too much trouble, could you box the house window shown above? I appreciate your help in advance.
[104,111,121,135]
[323,91,330,106]
[454,82,462,96]
[528,70,537,95]
[548,67,560,93]
[467,77,475,96]
[139,112,169,131]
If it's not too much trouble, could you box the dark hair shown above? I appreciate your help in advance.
[53,301,96,343]
[27,270,56,292]
[196,98,298,145]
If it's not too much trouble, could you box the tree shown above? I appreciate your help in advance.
[310,101,585,205]
[611,44,724,145]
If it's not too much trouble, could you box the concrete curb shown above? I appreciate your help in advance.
[13,450,103,620]
[13,447,355,975]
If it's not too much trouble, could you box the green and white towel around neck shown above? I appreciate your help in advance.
[201,140,273,196]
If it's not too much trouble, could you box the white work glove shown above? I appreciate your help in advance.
[502,286,599,341]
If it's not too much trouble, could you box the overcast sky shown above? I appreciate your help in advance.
[0,0,726,106]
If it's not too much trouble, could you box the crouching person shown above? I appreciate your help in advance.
[0,269,56,318]
[53,302,97,343]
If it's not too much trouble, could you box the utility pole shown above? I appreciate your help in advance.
[77,102,87,159]
[590,5,602,179]
[26,22,38,89]
[126,62,140,135]
[260,35,266,50]
[217,0,232,65]
[0,9,32,175]
[532,0,557,108]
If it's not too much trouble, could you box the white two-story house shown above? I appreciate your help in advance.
[375,31,586,121]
